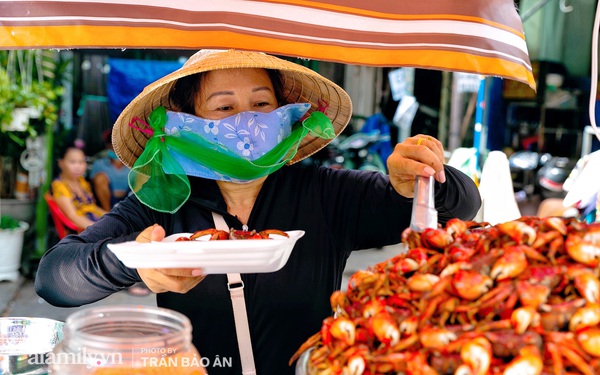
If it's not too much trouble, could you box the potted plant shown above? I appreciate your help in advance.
[0,214,29,281]
[0,50,66,278]
[0,51,64,199]
[0,64,63,155]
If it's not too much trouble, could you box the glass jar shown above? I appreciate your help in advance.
[49,305,206,375]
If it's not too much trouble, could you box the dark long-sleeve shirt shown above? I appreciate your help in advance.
[35,164,481,374]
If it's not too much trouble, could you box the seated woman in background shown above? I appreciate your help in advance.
[51,146,107,229]
[52,145,150,296]
[90,130,131,211]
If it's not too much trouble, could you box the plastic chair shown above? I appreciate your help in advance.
[43,192,84,239]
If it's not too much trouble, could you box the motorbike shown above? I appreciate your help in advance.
[335,131,390,172]
[302,130,390,173]
[508,150,551,199]
[508,150,578,201]
[536,155,578,200]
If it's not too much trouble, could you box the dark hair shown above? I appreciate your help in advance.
[168,69,286,114]
[58,146,85,160]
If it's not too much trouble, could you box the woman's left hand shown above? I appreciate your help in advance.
[135,224,206,293]
[386,134,447,198]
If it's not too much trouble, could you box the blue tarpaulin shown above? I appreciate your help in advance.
[360,113,393,169]
[107,58,183,123]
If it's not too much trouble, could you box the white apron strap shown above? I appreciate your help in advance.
[212,212,257,375]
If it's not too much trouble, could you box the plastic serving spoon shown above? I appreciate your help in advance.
[409,175,438,232]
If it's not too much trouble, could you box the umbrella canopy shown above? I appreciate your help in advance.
[0,0,535,88]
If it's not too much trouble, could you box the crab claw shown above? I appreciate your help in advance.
[419,326,457,350]
[329,316,356,346]
[399,316,418,337]
[511,306,541,334]
[517,280,550,309]
[577,327,600,357]
[420,228,453,249]
[361,299,386,318]
[189,228,229,240]
[342,346,368,375]
[391,258,420,274]
[460,336,492,375]
[454,364,475,375]
[568,266,600,304]
[258,229,289,238]
[503,345,543,375]
[440,261,472,278]
[330,290,350,312]
[490,246,528,280]
[371,312,400,346]
[407,273,440,293]
[565,228,600,267]
[406,248,429,266]
[229,229,261,239]
[405,352,439,375]
[545,216,568,235]
[451,270,493,300]
[497,221,537,245]
[569,304,600,332]
[445,218,468,239]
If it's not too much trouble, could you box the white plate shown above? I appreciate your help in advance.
[107,230,305,274]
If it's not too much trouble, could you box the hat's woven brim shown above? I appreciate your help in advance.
[113,49,352,169]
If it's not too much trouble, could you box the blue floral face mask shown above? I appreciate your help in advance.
[163,103,310,182]
[128,103,335,213]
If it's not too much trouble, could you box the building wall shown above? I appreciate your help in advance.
[522,0,597,77]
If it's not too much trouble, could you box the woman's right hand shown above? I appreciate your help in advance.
[135,224,206,293]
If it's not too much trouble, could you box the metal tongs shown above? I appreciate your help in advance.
[409,175,438,232]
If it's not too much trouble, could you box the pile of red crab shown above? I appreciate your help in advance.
[290,216,600,375]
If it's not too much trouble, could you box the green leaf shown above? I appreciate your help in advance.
[0,215,21,230]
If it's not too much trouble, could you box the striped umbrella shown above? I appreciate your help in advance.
[0,0,535,88]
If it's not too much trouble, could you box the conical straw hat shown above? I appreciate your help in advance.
[112,49,352,169]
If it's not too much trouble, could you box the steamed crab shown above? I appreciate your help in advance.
[176,228,289,241]
[291,216,600,375]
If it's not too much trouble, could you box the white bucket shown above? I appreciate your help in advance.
[0,221,29,281]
